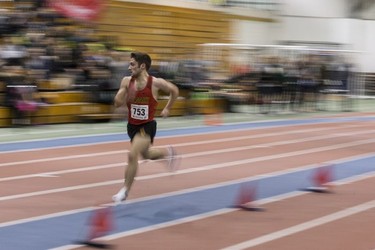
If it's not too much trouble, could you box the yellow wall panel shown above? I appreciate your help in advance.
[0,107,10,118]
[0,119,11,127]
[97,1,231,60]
[39,91,90,104]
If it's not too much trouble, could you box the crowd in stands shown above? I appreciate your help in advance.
[208,50,354,113]
[0,2,354,127]
[0,2,130,125]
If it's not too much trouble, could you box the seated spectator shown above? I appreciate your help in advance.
[5,70,45,126]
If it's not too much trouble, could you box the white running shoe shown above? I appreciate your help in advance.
[112,187,128,204]
[166,145,180,172]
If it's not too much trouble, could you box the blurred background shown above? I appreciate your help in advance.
[0,0,374,127]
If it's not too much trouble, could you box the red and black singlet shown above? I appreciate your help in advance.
[127,76,158,125]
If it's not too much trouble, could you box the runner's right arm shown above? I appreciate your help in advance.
[114,77,130,108]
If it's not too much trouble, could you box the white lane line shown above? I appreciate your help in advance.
[2,127,374,182]
[50,171,375,250]
[0,129,75,138]
[0,119,193,139]
[33,174,59,178]
[1,133,375,201]
[181,130,375,159]
[171,124,362,147]
[222,200,375,250]
[0,131,125,145]
[0,126,345,167]
[0,124,341,157]
[0,161,153,182]
[0,207,97,228]
[1,125,373,170]
[0,122,367,154]
[0,132,128,154]
[0,150,127,168]
[0,179,121,202]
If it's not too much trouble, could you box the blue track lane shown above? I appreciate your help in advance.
[1,155,375,250]
[1,116,375,152]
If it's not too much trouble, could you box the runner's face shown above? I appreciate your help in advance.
[128,58,143,77]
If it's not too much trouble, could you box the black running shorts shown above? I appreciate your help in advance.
[127,120,157,143]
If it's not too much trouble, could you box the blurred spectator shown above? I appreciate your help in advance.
[297,54,322,110]
[257,56,284,113]
[282,59,300,110]
[0,10,11,35]
[0,37,28,66]
[108,50,130,89]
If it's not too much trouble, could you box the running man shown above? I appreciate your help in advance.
[112,52,179,204]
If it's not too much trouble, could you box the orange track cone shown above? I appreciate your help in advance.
[305,164,334,193]
[76,206,113,249]
[88,207,113,239]
[232,183,264,211]
[314,164,334,192]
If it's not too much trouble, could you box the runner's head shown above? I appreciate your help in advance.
[128,52,151,77]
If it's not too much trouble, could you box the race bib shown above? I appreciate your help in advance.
[130,104,149,120]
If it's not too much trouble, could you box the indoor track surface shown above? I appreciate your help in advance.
[1,111,375,250]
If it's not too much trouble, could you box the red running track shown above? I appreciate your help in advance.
[1,113,375,250]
